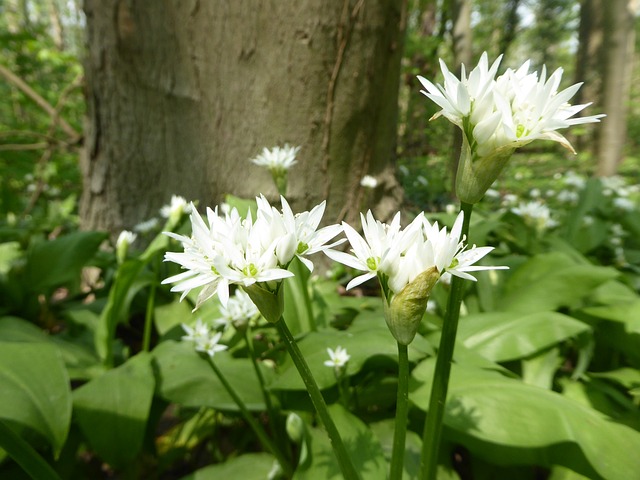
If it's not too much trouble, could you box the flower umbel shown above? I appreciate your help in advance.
[327,211,506,344]
[250,144,300,194]
[163,196,342,320]
[417,52,605,203]
[182,319,228,358]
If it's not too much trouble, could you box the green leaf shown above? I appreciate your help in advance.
[224,194,258,219]
[456,311,590,362]
[283,257,315,335]
[499,252,618,313]
[154,297,194,335]
[0,342,71,457]
[0,316,101,380]
[24,231,107,293]
[410,360,640,480]
[294,404,386,479]
[581,301,640,334]
[590,368,640,391]
[180,453,275,480]
[271,313,431,391]
[370,420,423,480]
[72,353,155,468]
[0,241,21,274]
[153,341,270,411]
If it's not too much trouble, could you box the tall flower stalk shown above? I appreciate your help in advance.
[326,210,506,479]
[416,52,603,479]
[162,195,360,479]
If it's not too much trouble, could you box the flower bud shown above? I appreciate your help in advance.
[286,412,305,443]
[383,267,440,345]
[242,283,284,323]
[455,136,514,204]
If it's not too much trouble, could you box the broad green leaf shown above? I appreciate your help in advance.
[154,297,194,335]
[0,342,71,457]
[590,368,640,391]
[224,194,258,219]
[24,231,107,293]
[581,301,640,334]
[410,360,640,480]
[0,316,101,380]
[521,347,561,389]
[73,352,155,468]
[294,404,386,479]
[369,420,426,480]
[457,311,590,362]
[0,241,21,274]
[153,340,270,411]
[500,252,618,313]
[271,313,431,391]
[181,453,275,480]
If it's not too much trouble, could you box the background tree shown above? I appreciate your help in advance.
[80,0,407,234]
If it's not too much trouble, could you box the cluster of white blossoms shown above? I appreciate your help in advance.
[324,346,351,369]
[182,319,228,358]
[511,200,558,232]
[162,195,343,315]
[417,53,604,204]
[250,144,300,174]
[214,289,259,331]
[417,52,605,158]
[326,211,506,344]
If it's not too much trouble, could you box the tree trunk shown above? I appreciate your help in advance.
[596,0,637,176]
[81,0,407,235]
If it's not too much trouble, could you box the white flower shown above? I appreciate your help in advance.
[556,190,579,203]
[182,319,228,357]
[418,52,604,158]
[163,196,341,309]
[326,210,505,296]
[512,201,558,230]
[215,289,259,330]
[563,171,586,189]
[324,346,350,368]
[360,175,378,189]
[160,195,192,219]
[250,144,300,173]
[613,197,635,211]
[116,230,137,249]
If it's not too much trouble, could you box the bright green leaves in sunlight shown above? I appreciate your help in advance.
[0,342,71,457]
[72,353,155,469]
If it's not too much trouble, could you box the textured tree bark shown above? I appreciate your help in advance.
[596,0,637,176]
[81,0,407,234]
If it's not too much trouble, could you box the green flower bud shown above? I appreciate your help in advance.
[383,267,440,345]
[455,136,514,204]
[242,283,284,323]
[286,412,305,443]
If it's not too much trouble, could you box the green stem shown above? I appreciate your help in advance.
[0,420,62,480]
[206,356,293,478]
[420,201,473,480]
[243,327,285,448]
[389,342,409,480]
[142,281,156,352]
[276,319,360,480]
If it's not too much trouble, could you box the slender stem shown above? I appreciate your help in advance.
[206,356,293,478]
[390,342,409,480]
[420,201,473,480]
[243,327,284,447]
[142,281,156,352]
[276,319,360,480]
[0,420,62,480]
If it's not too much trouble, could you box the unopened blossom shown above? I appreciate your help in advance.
[417,52,604,203]
[116,230,137,263]
[324,346,351,368]
[163,196,342,320]
[182,319,228,357]
[326,211,506,344]
[360,175,378,189]
[134,217,160,233]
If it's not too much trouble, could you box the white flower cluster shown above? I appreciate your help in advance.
[162,195,343,310]
[325,211,505,297]
[215,289,259,331]
[511,200,558,231]
[417,52,604,157]
[250,144,300,173]
[182,319,228,358]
